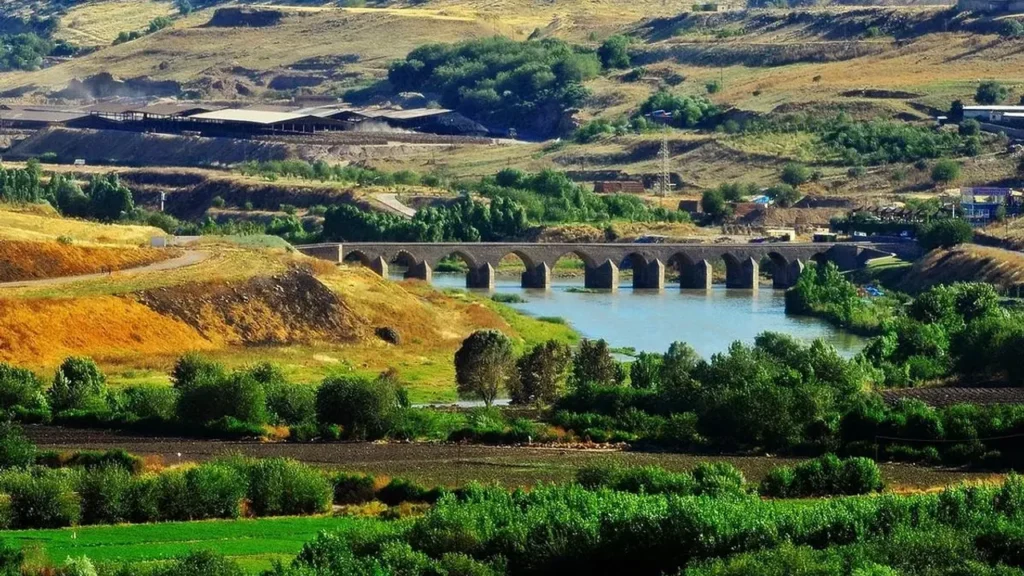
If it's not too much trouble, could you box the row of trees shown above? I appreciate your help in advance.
[0,163,134,222]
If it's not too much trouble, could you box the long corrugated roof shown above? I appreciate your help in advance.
[964,105,1024,112]
[188,109,311,124]
[359,108,451,120]
[134,102,225,116]
[0,107,87,123]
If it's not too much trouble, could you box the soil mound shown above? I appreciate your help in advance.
[134,268,365,346]
[0,240,171,282]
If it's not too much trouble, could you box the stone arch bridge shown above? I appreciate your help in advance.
[296,242,919,290]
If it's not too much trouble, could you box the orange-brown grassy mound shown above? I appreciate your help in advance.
[0,240,173,282]
[0,296,213,367]
[901,245,1024,293]
[133,268,366,346]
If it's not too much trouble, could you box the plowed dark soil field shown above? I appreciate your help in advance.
[25,426,996,490]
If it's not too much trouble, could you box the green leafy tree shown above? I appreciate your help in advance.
[765,184,800,207]
[454,330,515,407]
[629,352,662,390]
[918,218,973,251]
[701,188,731,221]
[780,163,811,186]
[975,81,1008,105]
[84,174,134,221]
[598,35,630,69]
[0,363,43,412]
[509,340,572,405]
[315,374,404,439]
[570,339,621,388]
[48,357,107,413]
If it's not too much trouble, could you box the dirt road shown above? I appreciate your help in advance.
[0,250,209,289]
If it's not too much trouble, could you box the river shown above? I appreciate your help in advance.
[415,273,866,358]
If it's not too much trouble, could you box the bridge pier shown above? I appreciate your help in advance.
[773,259,804,289]
[368,256,388,278]
[404,261,432,282]
[634,259,665,290]
[681,259,713,290]
[585,260,619,290]
[521,263,550,289]
[726,257,759,289]
[467,263,495,290]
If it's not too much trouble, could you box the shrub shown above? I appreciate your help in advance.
[691,462,746,498]
[0,541,21,576]
[316,374,404,440]
[184,463,246,520]
[377,478,442,506]
[58,556,97,576]
[0,423,35,468]
[79,465,132,525]
[976,81,1009,105]
[780,163,811,186]
[121,385,177,421]
[126,475,160,524]
[0,363,43,412]
[598,35,630,69]
[156,468,191,521]
[9,472,80,528]
[48,357,107,413]
[154,551,246,576]
[930,159,961,183]
[959,119,981,136]
[333,472,376,505]
[760,466,796,498]
[245,458,332,516]
[265,382,317,425]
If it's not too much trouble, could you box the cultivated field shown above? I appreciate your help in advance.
[24,426,998,491]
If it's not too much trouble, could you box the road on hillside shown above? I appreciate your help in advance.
[0,250,209,289]
[373,193,417,218]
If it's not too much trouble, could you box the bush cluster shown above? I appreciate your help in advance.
[760,454,883,498]
[576,462,747,498]
[267,477,1024,576]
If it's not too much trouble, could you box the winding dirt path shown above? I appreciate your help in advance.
[0,250,209,290]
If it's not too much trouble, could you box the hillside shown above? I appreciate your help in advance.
[900,244,1024,293]
[0,210,575,402]
[0,239,172,282]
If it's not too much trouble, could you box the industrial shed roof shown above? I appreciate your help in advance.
[359,108,452,120]
[133,102,225,117]
[0,106,88,123]
[189,109,314,124]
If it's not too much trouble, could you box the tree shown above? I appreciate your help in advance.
[598,35,630,69]
[780,163,811,186]
[765,184,800,208]
[571,339,621,388]
[316,374,404,439]
[918,218,973,251]
[454,330,515,407]
[510,340,572,405]
[949,99,964,122]
[629,352,662,390]
[172,353,226,391]
[84,174,133,221]
[0,363,43,412]
[931,159,961,183]
[48,357,107,413]
[958,119,981,136]
[975,81,1008,105]
[701,189,731,221]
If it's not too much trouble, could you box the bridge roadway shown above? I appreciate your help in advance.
[295,241,920,290]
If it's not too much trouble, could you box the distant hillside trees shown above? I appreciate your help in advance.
[0,33,57,72]
[387,37,600,137]
[975,81,1008,105]
[637,91,721,128]
[598,35,631,69]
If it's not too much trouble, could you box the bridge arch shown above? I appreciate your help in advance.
[343,249,388,277]
[669,252,712,290]
[722,252,758,289]
[621,252,665,290]
[552,249,598,270]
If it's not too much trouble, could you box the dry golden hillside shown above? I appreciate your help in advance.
[0,240,173,282]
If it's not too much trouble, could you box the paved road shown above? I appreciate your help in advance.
[0,250,209,289]
[373,193,417,218]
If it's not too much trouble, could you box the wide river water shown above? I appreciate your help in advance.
[413,272,867,358]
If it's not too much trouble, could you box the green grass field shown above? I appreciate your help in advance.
[2,515,370,573]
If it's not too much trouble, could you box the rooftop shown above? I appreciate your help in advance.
[188,109,311,125]
[132,102,225,117]
[963,105,1024,111]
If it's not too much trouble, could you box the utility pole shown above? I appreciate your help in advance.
[658,130,671,197]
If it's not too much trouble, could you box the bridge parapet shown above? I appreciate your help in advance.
[297,241,920,291]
